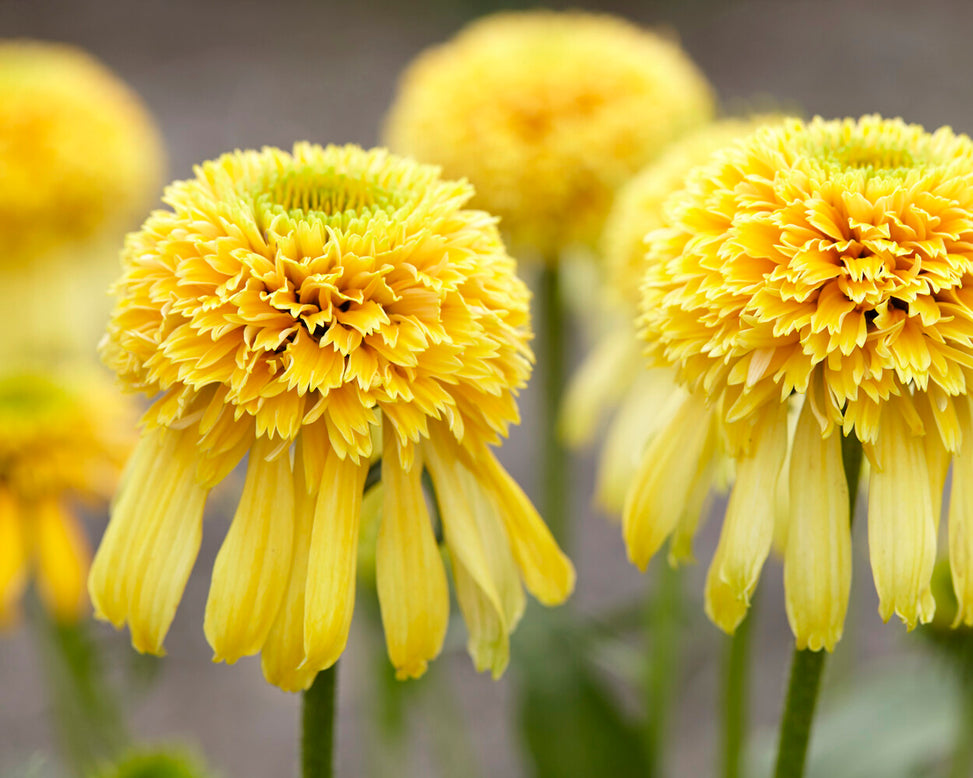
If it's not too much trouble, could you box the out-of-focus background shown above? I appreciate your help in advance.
[1,0,970,775]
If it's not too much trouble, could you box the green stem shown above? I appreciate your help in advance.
[303,666,338,778]
[773,434,862,778]
[538,263,569,548]
[645,561,682,777]
[950,685,973,778]
[721,597,756,778]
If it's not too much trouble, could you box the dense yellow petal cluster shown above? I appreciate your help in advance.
[0,370,133,627]
[0,41,164,260]
[384,11,714,258]
[90,143,574,690]
[563,119,778,515]
[626,115,973,651]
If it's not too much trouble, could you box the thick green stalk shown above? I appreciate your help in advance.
[538,263,569,547]
[303,666,338,778]
[721,597,756,778]
[772,434,862,778]
[644,561,682,777]
[950,686,973,778]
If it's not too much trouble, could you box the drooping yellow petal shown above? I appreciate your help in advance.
[376,429,449,679]
[705,402,788,633]
[0,490,27,628]
[783,399,851,652]
[474,444,574,606]
[32,499,90,623]
[261,452,318,692]
[89,426,208,654]
[867,401,937,628]
[205,436,295,663]
[623,390,715,571]
[302,446,368,672]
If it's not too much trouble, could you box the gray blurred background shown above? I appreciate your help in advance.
[1,0,971,775]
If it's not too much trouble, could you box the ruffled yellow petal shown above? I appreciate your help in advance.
[784,399,851,652]
[32,499,90,623]
[950,399,973,626]
[0,490,27,628]
[623,390,715,570]
[89,426,208,655]
[376,429,449,679]
[205,436,295,663]
[301,447,368,672]
[705,402,788,633]
[261,453,318,692]
[474,444,574,605]
[867,401,937,628]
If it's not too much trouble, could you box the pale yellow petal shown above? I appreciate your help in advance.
[783,399,851,652]
[302,447,368,671]
[261,451,318,692]
[622,390,714,571]
[867,401,937,628]
[89,426,209,655]
[376,429,449,679]
[33,499,90,623]
[705,402,788,633]
[205,436,295,663]
[474,446,574,606]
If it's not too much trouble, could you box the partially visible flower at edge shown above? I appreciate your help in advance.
[0,368,134,628]
[625,115,973,652]
[384,10,714,260]
[89,143,575,692]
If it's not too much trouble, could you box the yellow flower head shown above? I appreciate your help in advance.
[384,11,714,258]
[626,115,973,651]
[0,40,164,259]
[90,143,574,690]
[0,370,133,627]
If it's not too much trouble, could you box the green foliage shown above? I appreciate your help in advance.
[92,749,213,778]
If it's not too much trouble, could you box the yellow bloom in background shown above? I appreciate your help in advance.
[626,115,973,651]
[0,40,165,359]
[89,143,575,691]
[562,118,780,518]
[0,369,133,627]
[384,11,714,259]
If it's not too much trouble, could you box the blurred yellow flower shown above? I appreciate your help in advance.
[384,11,713,259]
[627,115,973,651]
[90,143,574,691]
[0,369,133,627]
[0,40,163,259]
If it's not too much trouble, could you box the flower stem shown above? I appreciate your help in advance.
[645,561,682,776]
[773,434,862,778]
[538,263,569,548]
[950,683,973,778]
[721,594,756,778]
[303,666,338,778]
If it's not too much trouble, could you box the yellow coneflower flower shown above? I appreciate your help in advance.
[384,11,714,259]
[0,369,133,627]
[562,118,779,517]
[0,40,164,358]
[626,115,973,651]
[89,143,575,691]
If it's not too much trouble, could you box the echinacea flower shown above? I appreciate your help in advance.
[0,369,133,627]
[627,115,973,651]
[562,119,779,516]
[89,143,575,691]
[384,11,713,259]
[0,40,164,360]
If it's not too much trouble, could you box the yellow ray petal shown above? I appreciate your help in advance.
[205,436,295,663]
[867,402,937,628]
[784,400,851,652]
[261,452,318,692]
[377,428,449,679]
[623,390,715,571]
[302,447,368,671]
[0,490,28,628]
[33,499,91,623]
[89,426,208,655]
